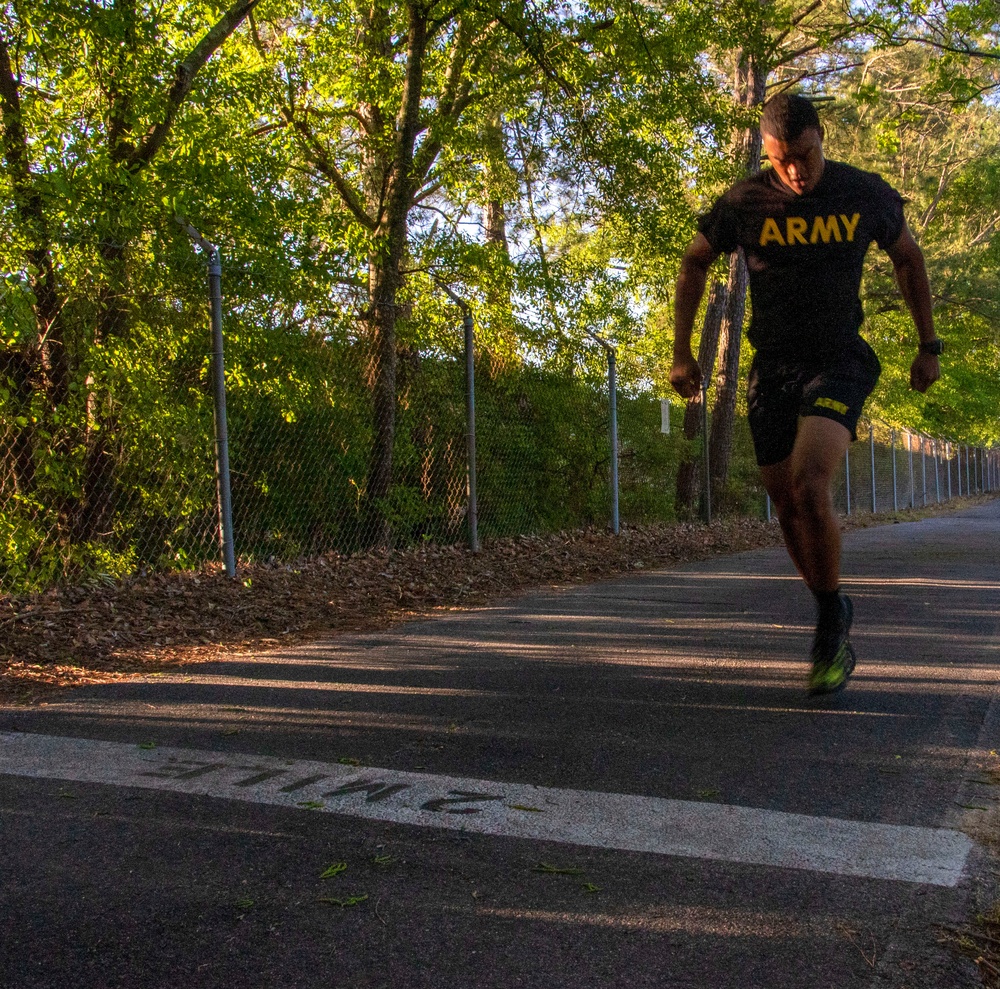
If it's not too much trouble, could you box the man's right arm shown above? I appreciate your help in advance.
[885,223,939,394]
[670,233,719,399]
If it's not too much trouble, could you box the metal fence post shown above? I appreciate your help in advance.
[208,246,236,578]
[178,219,235,578]
[608,345,619,535]
[920,436,927,506]
[434,280,479,553]
[946,442,952,500]
[869,422,876,513]
[702,379,711,525]
[931,440,941,505]
[966,445,972,495]
[891,428,898,511]
[845,447,851,515]
[907,432,915,508]
[463,311,479,553]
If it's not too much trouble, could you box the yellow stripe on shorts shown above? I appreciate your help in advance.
[814,397,849,415]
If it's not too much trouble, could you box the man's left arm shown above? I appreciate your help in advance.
[886,223,940,393]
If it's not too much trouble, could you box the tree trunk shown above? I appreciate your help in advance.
[76,5,139,544]
[363,3,428,544]
[484,112,509,253]
[482,112,517,368]
[365,260,401,537]
[708,249,750,512]
[0,34,69,409]
[707,52,766,511]
[0,32,72,533]
[675,280,727,515]
[73,231,132,542]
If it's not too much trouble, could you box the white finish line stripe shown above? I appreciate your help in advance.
[0,731,971,887]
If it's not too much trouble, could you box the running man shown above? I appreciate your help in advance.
[670,93,941,694]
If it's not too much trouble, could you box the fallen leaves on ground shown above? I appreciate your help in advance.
[0,500,988,706]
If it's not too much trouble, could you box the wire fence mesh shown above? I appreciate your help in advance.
[829,422,997,519]
[1,324,996,595]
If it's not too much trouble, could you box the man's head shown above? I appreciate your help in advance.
[760,93,825,195]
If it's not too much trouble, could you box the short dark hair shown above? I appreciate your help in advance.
[760,93,821,141]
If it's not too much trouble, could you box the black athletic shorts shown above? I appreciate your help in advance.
[747,337,881,468]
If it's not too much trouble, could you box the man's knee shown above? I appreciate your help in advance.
[787,417,850,511]
[789,466,834,515]
[768,484,796,519]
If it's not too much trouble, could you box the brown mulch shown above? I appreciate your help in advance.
[1,499,990,706]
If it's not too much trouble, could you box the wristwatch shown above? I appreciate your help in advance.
[919,338,944,356]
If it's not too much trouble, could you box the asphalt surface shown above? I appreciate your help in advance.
[3,500,1000,989]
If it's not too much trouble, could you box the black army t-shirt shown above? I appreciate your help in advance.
[698,159,904,359]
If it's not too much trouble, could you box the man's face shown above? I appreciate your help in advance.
[762,126,825,195]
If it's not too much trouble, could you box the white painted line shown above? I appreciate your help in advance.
[0,731,972,887]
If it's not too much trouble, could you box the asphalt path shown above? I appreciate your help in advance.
[3,500,1000,989]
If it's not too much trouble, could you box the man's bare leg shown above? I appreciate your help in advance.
[760,415,856,693]
[759,415,852,594]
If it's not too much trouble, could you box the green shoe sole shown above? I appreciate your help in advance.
[808,641,857,695]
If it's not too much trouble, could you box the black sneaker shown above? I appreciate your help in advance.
[808,595,855,695]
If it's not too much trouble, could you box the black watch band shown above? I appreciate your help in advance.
[919,338,944,356]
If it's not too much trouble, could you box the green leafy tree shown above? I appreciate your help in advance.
[0,0,260,583]
[820,42,1000,442]
[247,0,726,540]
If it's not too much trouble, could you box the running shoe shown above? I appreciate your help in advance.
[808,594,855,695]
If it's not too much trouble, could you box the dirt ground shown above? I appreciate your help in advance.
[1,499,992,706]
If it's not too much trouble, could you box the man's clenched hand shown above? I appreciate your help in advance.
[670,354,703,399]
[910,352,940,393]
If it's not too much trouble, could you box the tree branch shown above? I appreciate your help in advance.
[773,23,866,68]
[129,0,261,169]
[412,180,444,204]
[412,80,479,185]
[918,143,956,232]
[970,214,1000,247]
[890,36,1000,61]
[383,1,431,231]
[770,60,866,92]
[428,1,474,38]
[480,3,576,96]
[771,0,823,49]
[287,112,377,231]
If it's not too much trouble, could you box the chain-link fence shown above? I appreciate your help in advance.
[1,317,996,594]
[828,422,997,519]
